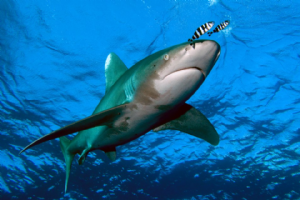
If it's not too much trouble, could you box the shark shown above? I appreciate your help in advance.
[20,40,221,192]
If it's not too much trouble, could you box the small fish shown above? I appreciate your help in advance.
[188,21,215,44]
[208,20,230,36]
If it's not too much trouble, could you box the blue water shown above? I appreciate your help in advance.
[1,0,300,199]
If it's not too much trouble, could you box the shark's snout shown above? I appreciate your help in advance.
[193,40,220,78]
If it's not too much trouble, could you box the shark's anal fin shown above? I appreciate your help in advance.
[105,147,117,162]
[105,53,128,93]
[20,103,132,154]
[153,103,219,146]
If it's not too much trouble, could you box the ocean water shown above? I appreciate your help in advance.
[1,0,300,199]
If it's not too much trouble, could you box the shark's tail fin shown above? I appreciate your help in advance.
[59,136,75,193]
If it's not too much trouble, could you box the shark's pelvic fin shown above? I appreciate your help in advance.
[19,103,132,154]
[105,53,128,94]
[105,148,117,161]
[59,136,75,193]
[78,146,91,165]
[153,103,219,146]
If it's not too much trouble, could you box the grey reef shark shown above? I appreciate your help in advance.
[20,40,221,192]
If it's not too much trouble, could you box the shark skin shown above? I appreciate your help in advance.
[20,40,221,192]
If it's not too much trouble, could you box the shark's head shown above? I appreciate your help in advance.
[132,40,220,106]
[158,40,220,80]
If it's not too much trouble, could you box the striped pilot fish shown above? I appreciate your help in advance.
[208,20,230,36]
[188,21,215,44]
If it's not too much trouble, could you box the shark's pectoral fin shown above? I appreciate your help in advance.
[105,53,128,94]
[105,148,117,161]
[20,103,132,154]
[153,103,219,146]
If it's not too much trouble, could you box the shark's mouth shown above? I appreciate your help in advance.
[164,67,206,80]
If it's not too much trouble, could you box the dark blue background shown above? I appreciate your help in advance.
[1,0,300,199]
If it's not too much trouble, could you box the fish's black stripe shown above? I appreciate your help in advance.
[196,28,202,36]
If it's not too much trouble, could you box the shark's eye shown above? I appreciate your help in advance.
[164,54,169,61]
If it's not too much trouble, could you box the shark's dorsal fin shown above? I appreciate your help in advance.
[105,148,117,161]
[153,103,219,146]
[105,53,128,93]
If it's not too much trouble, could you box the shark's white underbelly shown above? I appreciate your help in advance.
[103,68,205,146]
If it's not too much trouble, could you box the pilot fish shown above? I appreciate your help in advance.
[208,20,230,36]
[188,21,215,45]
